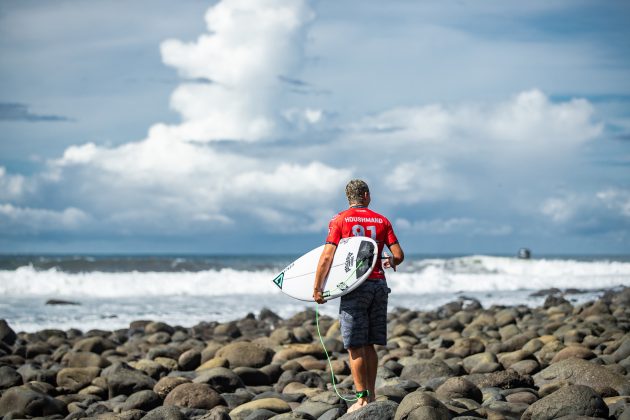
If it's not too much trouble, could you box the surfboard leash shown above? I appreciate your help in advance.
[315,302,358,402]
[314,257,370,402]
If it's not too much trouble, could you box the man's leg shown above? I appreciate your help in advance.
[347,346,369,412]
[365,344,378,401]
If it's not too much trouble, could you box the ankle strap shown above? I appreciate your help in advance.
[355,390,370,399]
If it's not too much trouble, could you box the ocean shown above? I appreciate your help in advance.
[1,254,629,333]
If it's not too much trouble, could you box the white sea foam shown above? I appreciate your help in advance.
[1,256,628,298]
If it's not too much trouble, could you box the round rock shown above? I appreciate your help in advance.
[216,342,274,368]
[163,382,225,409]
[521,385,608,420]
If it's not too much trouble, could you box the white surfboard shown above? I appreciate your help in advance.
[272,237,378,302]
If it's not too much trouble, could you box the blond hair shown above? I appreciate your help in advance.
[345,179,370,205]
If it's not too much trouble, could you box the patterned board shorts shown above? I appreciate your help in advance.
[339,280,391,349]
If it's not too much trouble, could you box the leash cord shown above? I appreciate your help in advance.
[315,302,357,402]
[314,257,371,402]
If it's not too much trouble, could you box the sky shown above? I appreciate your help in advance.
[0,0,629,255]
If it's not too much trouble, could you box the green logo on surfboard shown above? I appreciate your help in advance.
[273,272,284,289]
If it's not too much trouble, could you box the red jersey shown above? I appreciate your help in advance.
[325,206,398,280]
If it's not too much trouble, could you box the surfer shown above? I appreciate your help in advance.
[313,179,404,412]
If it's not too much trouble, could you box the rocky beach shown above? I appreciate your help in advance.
[1,287,629,420]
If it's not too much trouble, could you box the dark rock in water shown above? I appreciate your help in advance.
[543,294,570,309]
[394,390,450,420]
[521,385,608,420]
[164,382,226,409]
[530,288,562,297]
[533,358,630,396]
[142,405,186,420]
[215,342,274,368]
[45,299,80,305]
[259,308,282,323]
[103,362,158,398]
[0,365,23,389]
[0,320,17,346]
[0,385,67,417]
[338,400,398,419]
[117,390,161,412]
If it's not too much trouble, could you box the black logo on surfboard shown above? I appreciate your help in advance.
[273,272,284,289]
[344,252,354,272]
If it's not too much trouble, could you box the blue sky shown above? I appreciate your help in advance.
[0,0,629,254]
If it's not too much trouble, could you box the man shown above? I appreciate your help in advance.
[313,179,404,413]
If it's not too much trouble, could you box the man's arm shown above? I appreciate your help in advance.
[387,243,404,270]
[313,243,336,304]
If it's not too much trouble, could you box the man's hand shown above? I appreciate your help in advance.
[382,254,396,271]
[313,289,326,304]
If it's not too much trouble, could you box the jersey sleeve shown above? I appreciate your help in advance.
[325,215,342,246]
[385,218,398,247]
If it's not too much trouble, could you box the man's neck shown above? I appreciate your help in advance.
[349,203,368,208]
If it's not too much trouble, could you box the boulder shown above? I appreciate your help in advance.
[145,321,176,335]
[0,385,66,417]
[399,359,455,384]
[103,362,158,398]
[62,350,110,368]
[73,336,116,353]
[533,358,630,396]
[462,352,501,374]
[163,382,225,409]
[216,342,274,368]
[117,389,161,412]
[0,320,17,346]
[338,399,398,419]
[193,366,245,393]
[394,390,450,420]
[475,369,534,389]
[435,377,482,403]
[550,345,596,363]
[178,348,201,371]
[154,376,191,399]
[229,397,291,419]
[521,385,608,420]
[142,405,186,420]
[0,366,23,389]
[56,367,101,392]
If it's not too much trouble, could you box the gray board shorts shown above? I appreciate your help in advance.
[339,279,391,349]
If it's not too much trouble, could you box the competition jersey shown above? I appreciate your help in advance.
[325,206,398,280]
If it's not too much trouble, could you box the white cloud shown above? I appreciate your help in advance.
[159,0,314,142]
[597,188,630,218]
[384,160,459,204]
[540,196,576,223]
[348,90,602,155]
[0,204,90,234]
[0,167,28,201]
